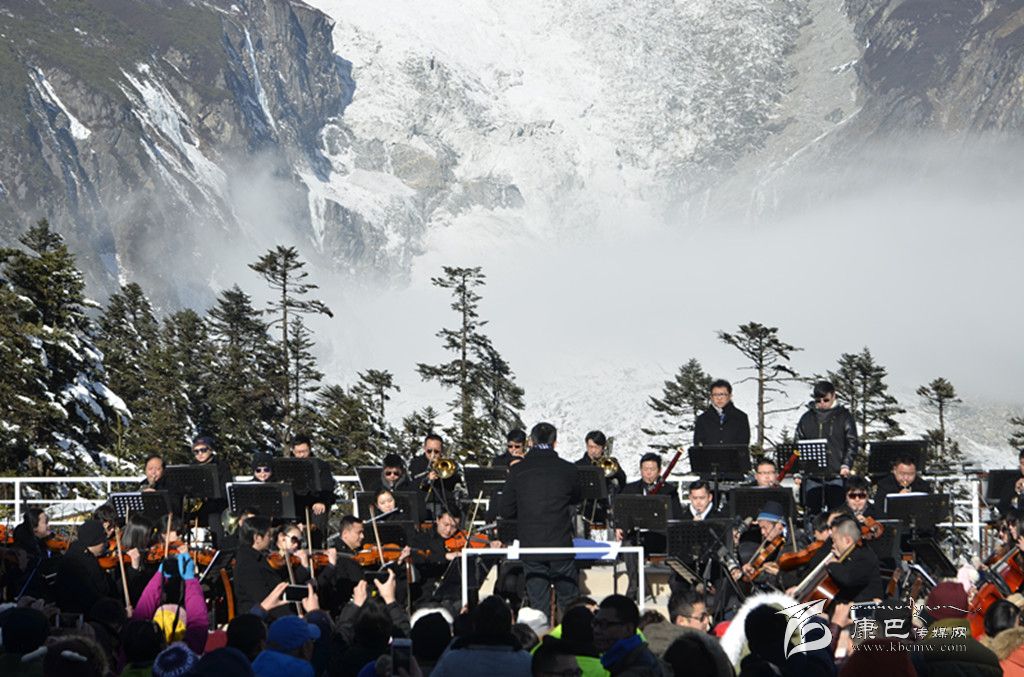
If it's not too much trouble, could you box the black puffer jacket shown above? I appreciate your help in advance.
[794,403,859,474]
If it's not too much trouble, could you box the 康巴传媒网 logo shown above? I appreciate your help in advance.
[778,599,833,658]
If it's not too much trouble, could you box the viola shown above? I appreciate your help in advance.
[444,529,490,552]
[777,540,827,572]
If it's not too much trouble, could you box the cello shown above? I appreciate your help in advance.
[969,544,1024,637]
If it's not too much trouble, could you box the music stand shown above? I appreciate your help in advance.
[356,466,384,491]
[866,519,902,565]
[688,445,750,481]
[867,440,928,477]
[667,518,734,563]
[611,495,671,532]
[368,521,414,547]
[909,538,958,578]
[465,467,507,502]
[985,469,1021,507]
[271,458,326,495]
[884,493,949,532]
[164,464,224,503]
[226,482,296,520]
[728,487,796,521]
[577,466,608,502]
[110,492,172,521]
[355,491,427,523]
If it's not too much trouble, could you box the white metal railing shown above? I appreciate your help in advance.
[0,475,361,527]
[459,544,646,610]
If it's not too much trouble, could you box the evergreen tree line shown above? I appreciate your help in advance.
[0,222,524,476]
[644,322,1023,472]
[0,223,1020,479]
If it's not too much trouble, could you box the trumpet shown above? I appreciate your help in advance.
[595,456,621,479]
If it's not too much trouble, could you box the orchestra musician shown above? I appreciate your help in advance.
[794,381,859,513]
[693,379,751,447]
[378,453,412,492]
[843,476,881,521]
[492,428,528,467]
[322,515,369,609]
[289,434,337,546]
[409,511,485,604]
[575,430,625,528]
[997,449,1024,514]
[500,422,582,621]
[875,455,932,499]
[250,452,274,482]
[139,454,166,491]
[190,435,232,545]
[409,434,462,518]
[6,508,59,600]
[730,501,793,589]
[818,515,883,604]
[233,515,284,617]
[747,458,780,488]
[53,519,116,614]
[681,480,716,521]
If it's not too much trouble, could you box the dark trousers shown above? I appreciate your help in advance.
[801,477,846,517]
[523,558,578,622]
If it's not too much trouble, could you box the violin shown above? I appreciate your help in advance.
[444,529,491,552]
[860,516,884,540]
[777,540,827,571]
[267,552,304,570]
[147,540,186,563]
[44,533,71,552]
[742,534,786,583]
[97,551,134,570]
[352,543,406,567]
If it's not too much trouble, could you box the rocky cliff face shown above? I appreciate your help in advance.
[0,0,354,306]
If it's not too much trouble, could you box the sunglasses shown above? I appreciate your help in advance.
[507,443,523,449]
[289,536,301,545]
[255,466,271,473]
[847,492,868,499]
[384,470,402,477]
[193,447,211,455]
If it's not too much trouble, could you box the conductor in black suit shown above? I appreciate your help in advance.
[499,421,582,620]
[693,379,751,447]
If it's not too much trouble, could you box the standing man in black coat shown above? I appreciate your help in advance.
[492,429,527,467]
[500,422,582,621]
[190,434,232,546]
[575,430,625,530]
[794,381,859,513]
[408,434,462,518]
[290,434,336,546]
[693,379,751,447]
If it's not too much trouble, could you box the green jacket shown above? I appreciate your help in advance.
[538,625,609,677]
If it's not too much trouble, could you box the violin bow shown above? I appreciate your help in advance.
[113,523,131,614]
[367,505,386,573]
[305,507,316,577]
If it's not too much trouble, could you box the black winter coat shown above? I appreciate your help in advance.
[794,404,859,474]
[233,543,282,616]
[500,448,581,559]
[54,544,115,614]
[827,543,883,602]
[693,402,751,447]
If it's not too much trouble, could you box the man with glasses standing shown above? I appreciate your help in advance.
[795,381,859,513]
[693,379,751,447]
[190,434,233,546]
[493,429,528,467]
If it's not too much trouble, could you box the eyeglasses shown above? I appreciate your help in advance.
[687,612,710,622]
[815,395,834,403]
[847,492,868,499]
[255,466,271,473]
[193,447,211,455]
[384,470,402,477]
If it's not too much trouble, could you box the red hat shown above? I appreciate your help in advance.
[926,581,969,621]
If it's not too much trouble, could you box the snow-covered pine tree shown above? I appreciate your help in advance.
[206,285,279,471]
[1009,416,1024,449]
[352,369,402,457]
[642,358,712,452]
[316,384,376,468]
[916,377,963,470]
[826,347,904,443]
[401,406,441,455]
[96,282,162,462]
[249,246,332,448]
[717,321,801,452]
[0,221,129,474]
[416,266,523,464]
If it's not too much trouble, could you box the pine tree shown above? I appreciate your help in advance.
[642,358,713,452]
[316,384,376,468]
[249,246,332,446]
[717,321,801,451]
[287,315,324,432]
[826,347,904,444]
[207,285,279,470]
[1009,416,1024,449]
[0,221,129,473]
[401,406,441,455]
[916,377,963,470]
[417,267,524,463]
[352,369,401,456]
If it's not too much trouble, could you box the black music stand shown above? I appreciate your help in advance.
[667,518,734,563]
[611,495,671,532]
[110,492,173,521]
[728,487,796,521]
[356,466,384,491]
[985,469,1021,511]
[577,466,608,502]
[465,467,507,502]
[164,464,224,506]
[909,538,957,578]
[271,458,326,496]
[884,493,949,534]
[226,482,296,520]
[355,491,427,524]
[368,521,414,547]
[866,519,902,566]
[867,440,928,477]
[688,445,750,481]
